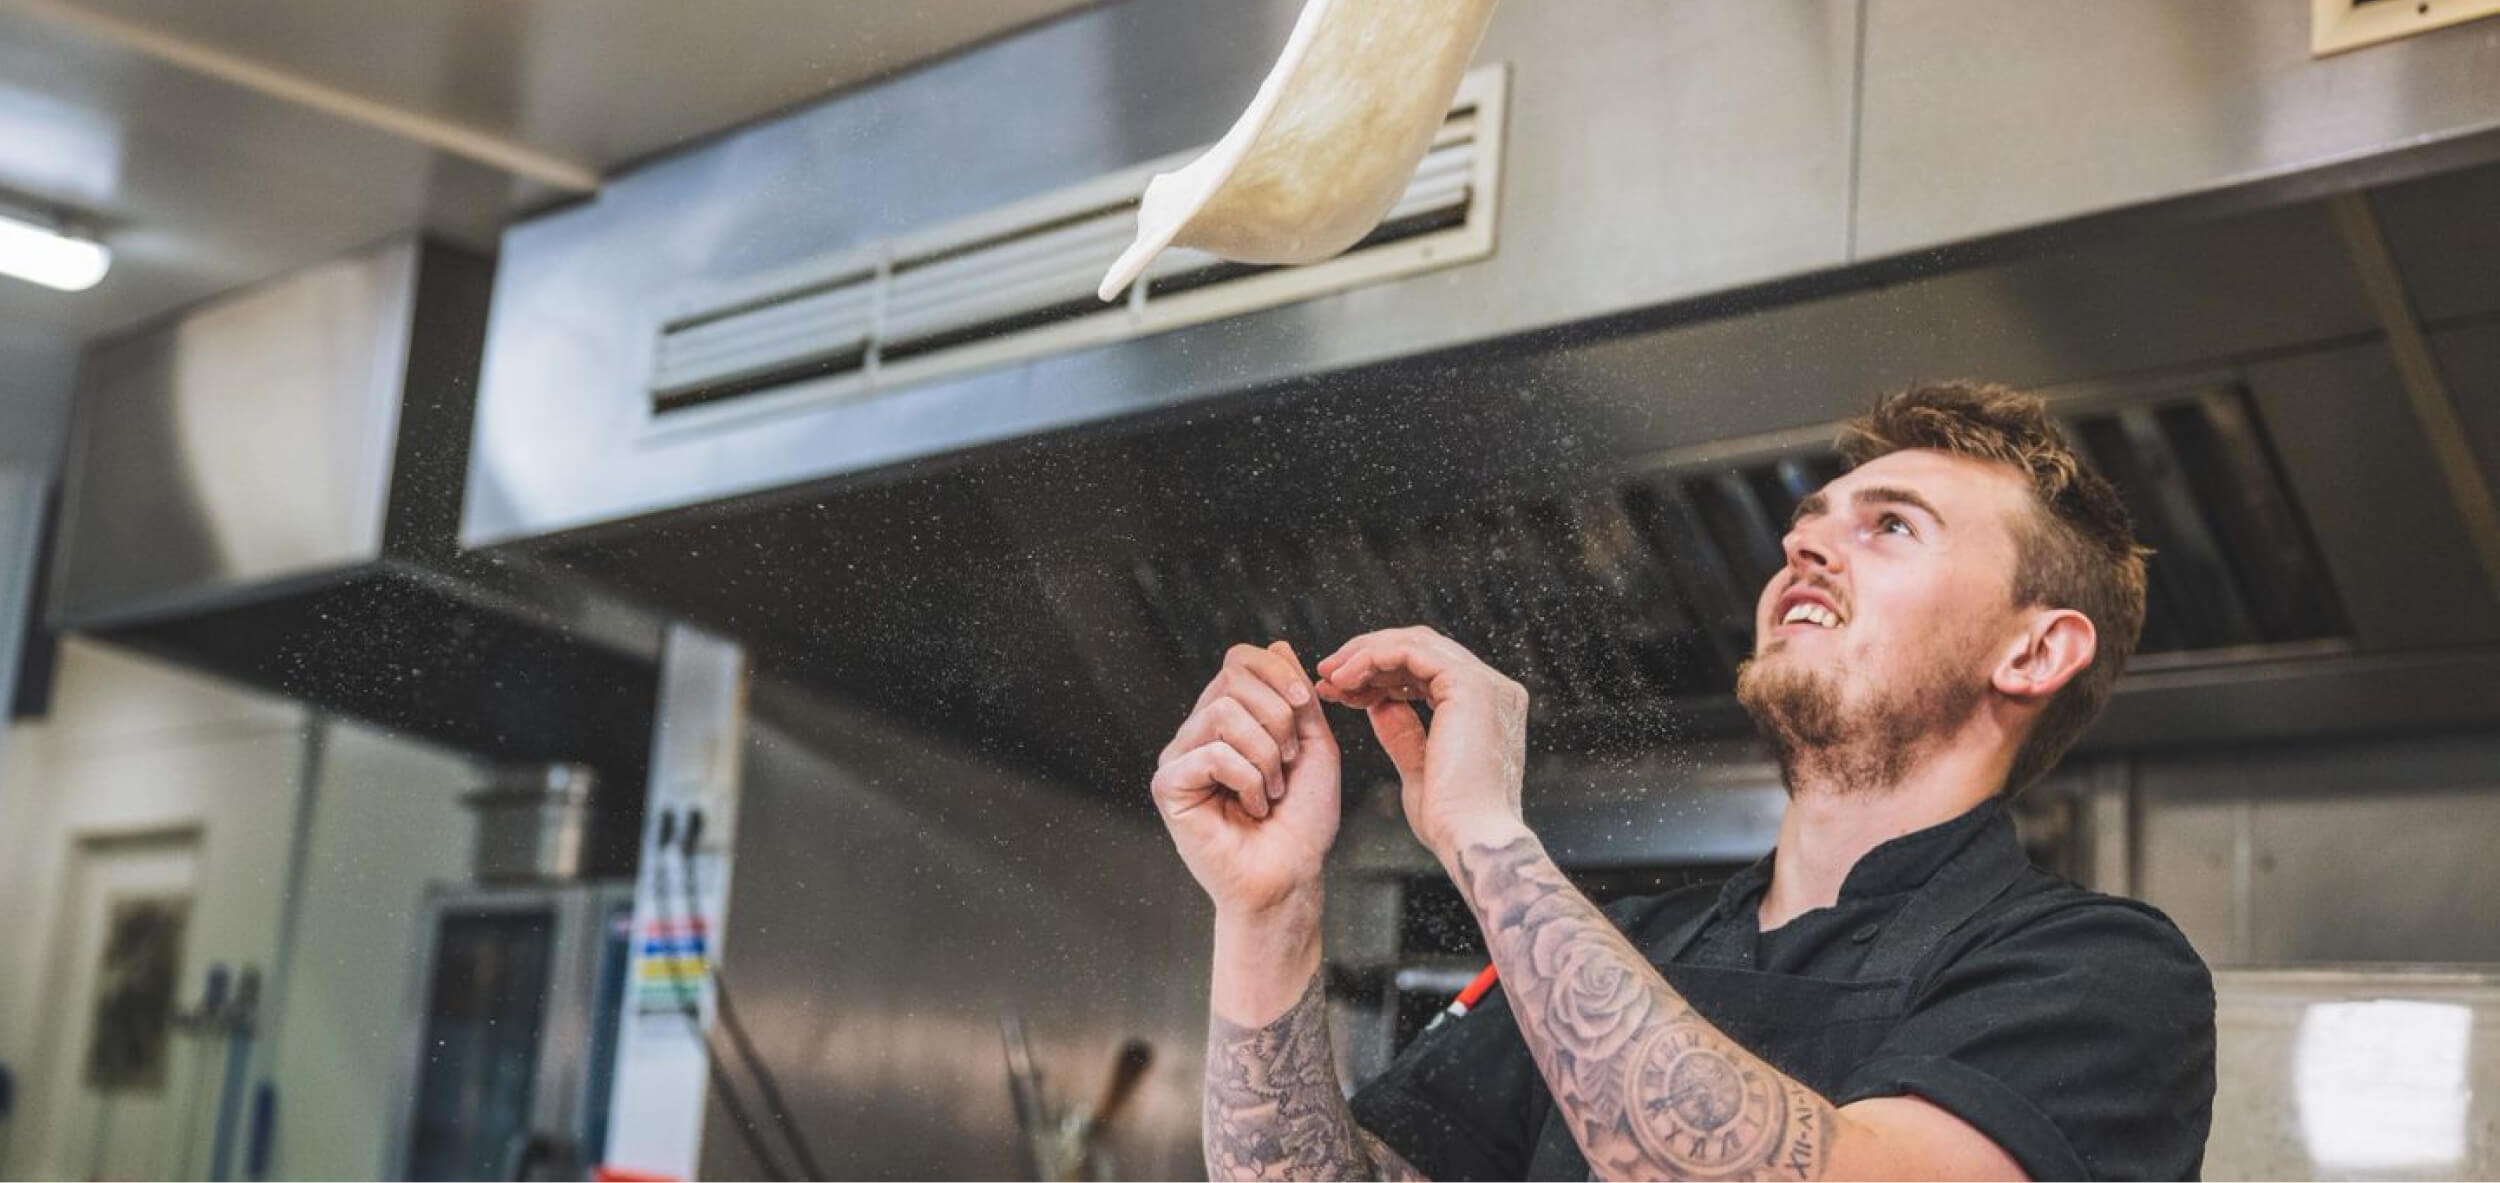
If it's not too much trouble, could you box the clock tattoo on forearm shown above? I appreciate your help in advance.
[1456,834,1837,1180]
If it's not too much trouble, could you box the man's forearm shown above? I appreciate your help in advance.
[1447,829,1838,1181]
[1204,898,1427,1181]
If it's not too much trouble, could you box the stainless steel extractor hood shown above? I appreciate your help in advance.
[457,0,2500,794]
[461,0,2500,549]
[51,236,665,844]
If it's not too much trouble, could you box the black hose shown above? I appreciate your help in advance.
[678,846,835,1182]
[653,846,798,1183]
[697,1041,799,1183]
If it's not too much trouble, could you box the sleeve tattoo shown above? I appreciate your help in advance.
[1455,835,1838,1181]
[1204,973,1429,1181]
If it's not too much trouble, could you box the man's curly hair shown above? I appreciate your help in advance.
[1837,380,2151,793]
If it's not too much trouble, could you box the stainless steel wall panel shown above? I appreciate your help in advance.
[1855,0,2500,260]
[463,0,1858,546]
[2244,787,2500,965]
[2133,732,2500,966]
[702,677,1211,1180]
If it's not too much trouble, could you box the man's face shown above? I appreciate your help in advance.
[1735,449,2034,786]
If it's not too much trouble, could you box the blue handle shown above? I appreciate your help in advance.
[245,1083,275,1179]
[209,1033,248,1180]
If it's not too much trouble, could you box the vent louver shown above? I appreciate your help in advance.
[1126,384,2349,738]
[651,269,878,414]
[646,65,1507,428]
[2064,389,2349,658]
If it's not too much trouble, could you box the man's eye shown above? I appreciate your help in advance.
[1877,513,1914,537]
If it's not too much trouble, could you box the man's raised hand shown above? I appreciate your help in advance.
[1315,626,1531,860]
[1151,640,1343,916]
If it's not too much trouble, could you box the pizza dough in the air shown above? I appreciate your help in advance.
[1095,0,1501,302]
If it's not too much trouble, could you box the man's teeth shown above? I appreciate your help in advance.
[1782,602,1841,628]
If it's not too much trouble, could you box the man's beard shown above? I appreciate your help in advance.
[1735,640,1987,797]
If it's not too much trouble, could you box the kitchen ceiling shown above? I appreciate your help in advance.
[0,0,1104,355]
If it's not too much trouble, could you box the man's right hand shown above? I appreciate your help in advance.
[1152,640,1342,916]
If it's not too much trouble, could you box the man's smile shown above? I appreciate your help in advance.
[1770,583,1848,640]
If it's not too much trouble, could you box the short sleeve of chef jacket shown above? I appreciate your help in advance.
[1830,893,2217,1182]
[1349,889,2216,1182]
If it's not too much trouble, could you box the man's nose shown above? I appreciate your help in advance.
[1781,519,1840,575]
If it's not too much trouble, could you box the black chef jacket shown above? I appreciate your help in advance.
[1350,798,2216,1181]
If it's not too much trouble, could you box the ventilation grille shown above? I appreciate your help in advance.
[647,65,1507,424]
[2066,389,2348,657]
[1127,384,2349,725]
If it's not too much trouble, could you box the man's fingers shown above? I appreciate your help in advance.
[1264,639,1316,703]
[1366,701,1429,783]
[1316,679,1422,710]
[1321,629,1510,717]
[1265,640,1319,729]
[1315,648,1428,705]
[1207,697,1288,801]
[1164,697,1285,800]
[1320,625,1445,671]
[1176,665,1297,763]
[1153,740,1270,820]
[1320,644,1388,695]
[1211,642,1314,711]
[1270,641,1336,756]
[1322,634,1449,694]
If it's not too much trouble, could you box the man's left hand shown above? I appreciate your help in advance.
[1314,626,1531,859]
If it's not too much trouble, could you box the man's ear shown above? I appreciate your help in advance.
[1992,608,2097,703]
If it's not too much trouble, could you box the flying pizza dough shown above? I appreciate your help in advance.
[1095,0,1501,302]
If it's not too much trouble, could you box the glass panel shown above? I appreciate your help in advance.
[405,910,556,1182]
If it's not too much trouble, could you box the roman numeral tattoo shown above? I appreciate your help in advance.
[1203,973,1429,1181]
[1455,834,1839,1181]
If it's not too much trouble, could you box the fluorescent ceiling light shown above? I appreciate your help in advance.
[0,209,109,292]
